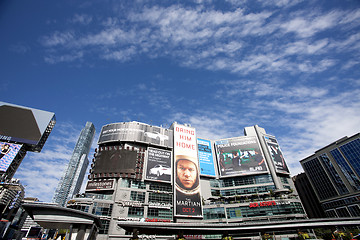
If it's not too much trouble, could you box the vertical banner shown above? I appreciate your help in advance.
[173,123,202,217]
[145,147,172,183]
[264,135,290,174]
[197,138,216,177]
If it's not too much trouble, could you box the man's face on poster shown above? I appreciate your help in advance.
[177,159,197,189]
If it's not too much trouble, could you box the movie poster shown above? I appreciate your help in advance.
[215,136,268,177]
[145,147,172,183]
[173,123,202,218]
[264,135,289,174]
[197,138,216,177]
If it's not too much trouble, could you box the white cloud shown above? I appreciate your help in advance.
[14,121,91,202]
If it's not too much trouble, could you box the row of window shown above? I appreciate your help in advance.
[211,185,275,197]
[128,207,172,219]
[202,202,304,220]
[210,175,273,188]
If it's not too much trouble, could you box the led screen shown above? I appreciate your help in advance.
[92,146,137,174]
[98,122,173,148]
[145,147,172,183]
[264,135,290,174]
[0,102,55,146]
[197,138,216,177]
[0,142,22,172]
[214,136,268,177]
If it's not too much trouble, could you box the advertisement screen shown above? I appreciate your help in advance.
[214,136,268,177]
[0,142,22,172]
[86,179,114,191]
[98,122,173,148]
[145,147,172,183]
[173,123,202,218]
[197,138,216,177]
[0,102,55,146]
[264,135,290,174]
[92,146,137,174]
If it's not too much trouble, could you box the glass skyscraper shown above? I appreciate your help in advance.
[52,122,95,207]
[301,132,360,217]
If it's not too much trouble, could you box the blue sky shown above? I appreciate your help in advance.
[1,0,360,202]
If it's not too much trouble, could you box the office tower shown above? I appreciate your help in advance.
[292,173,326,218]
[67,122,305,240]
[53,122,95,207]
[300,132,360,218]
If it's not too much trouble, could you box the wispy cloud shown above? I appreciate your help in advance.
[14,121,91,202]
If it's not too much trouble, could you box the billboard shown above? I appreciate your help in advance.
[214,136,268,177]
[92,146,138,175]
[264,135,290,174]
[0,102,55,148]
[86,179,114,191]
[197,138,216,177]
[145,147,172,183]
[173,123,202,218]
[0,142,22,172]
[98,122,173,148]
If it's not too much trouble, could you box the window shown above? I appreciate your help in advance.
[99,219,110,234]
[148,192,172,204]
[92,203,113,217]
[203,207,226,220]
[147,208,172,219]
[128,207,144,217]
[130,191,145,202]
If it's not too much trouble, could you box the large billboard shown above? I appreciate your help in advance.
[92,146,138,175]
[0,142,22,172]
[197,138,216,177]
[264,135,290,174]
[173,123,202,218]
[145,147,172,183]
[214,136,268,177]
[0,102,55,148]
[98,122,173,148]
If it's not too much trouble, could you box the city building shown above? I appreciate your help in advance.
[67,121,306,240]
[300,132,360,218]
[292,173,326,218]
[53,122,95,207]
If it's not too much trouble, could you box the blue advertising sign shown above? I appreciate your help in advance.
[0,142,22,172]
[197,138,216,177]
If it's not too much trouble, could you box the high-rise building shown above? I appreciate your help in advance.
[300,132,360,218]
[292,173,326,218]
[53,122,95,207]
[67,121,306,240]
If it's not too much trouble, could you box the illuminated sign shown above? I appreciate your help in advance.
[86,179,114,191]
[197,138,216,177]
[215,136,268,177]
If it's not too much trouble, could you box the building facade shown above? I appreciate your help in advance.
[53,122,95,207]
[292,173,326,218]
[67,121,306,239]
[300,133,360,218]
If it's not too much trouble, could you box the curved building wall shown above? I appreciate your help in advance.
[68,121,305,240]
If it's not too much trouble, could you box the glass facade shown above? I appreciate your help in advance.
[339,138,360,177]
[53,122,95,206]
[319,154,349,195]
[302,158,338,200]
[226,202,304,219]
[330,148,360,191]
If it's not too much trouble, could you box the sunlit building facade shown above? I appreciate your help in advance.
[67,121,306,240]
[53,122,95,207]
[300,133,360,218]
